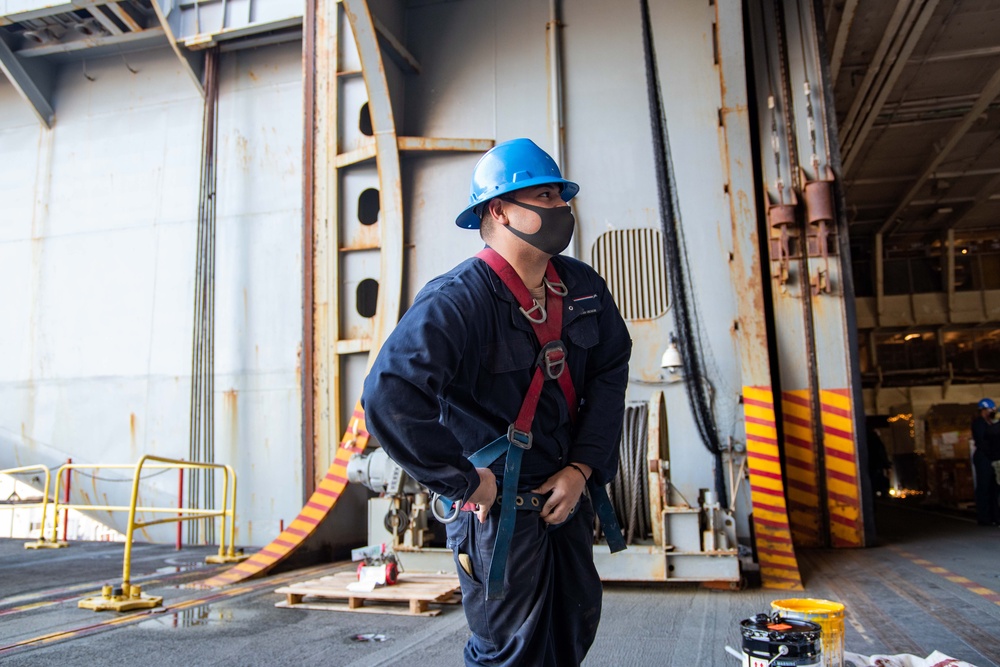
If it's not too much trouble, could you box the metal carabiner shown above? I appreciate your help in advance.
[429,493,462,524]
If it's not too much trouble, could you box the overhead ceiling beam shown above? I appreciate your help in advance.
[0,34,54,126]
[878,66,1000,236]
[0,0,105,25]
[842,0,940,175]
[848,167,1000,186]
[86,5,124,35]
[149,0,204,95]
[828,0,858,85]
[945,170,1000,231]
[839,0,914,152]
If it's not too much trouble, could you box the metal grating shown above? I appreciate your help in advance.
[591,228,669,321]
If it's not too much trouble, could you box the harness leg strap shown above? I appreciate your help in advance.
[486,439,523,600]
[589,481,627,553]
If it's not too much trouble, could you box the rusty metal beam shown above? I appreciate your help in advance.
[106,2,144,32]
[335,136,492,168]
[149,0,204,96]
[373,15,419,74]
[14,28,164,58]
[86,5,123,35]
[878,66,1000,237]
[397,136,493,153]
[842,0,939,175]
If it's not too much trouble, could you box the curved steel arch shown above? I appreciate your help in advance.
[342,0,405,368]
[204,0,403,587]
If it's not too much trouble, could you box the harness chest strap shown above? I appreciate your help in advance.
[471,248,626,601]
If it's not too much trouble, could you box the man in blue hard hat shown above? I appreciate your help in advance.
[362,138,631,666]
[972,397,1000,526]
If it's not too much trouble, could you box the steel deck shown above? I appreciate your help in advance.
[1,501,998,666]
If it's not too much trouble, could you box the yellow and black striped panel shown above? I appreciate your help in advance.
[781,390,821,548]
[820,389,863,547]
[201,402,369,588]
[743,386,803,590]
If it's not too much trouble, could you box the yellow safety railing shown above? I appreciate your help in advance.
[0,465,54,549]
[34,455,248,611]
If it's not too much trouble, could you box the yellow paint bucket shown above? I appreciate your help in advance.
[770,598,845,667]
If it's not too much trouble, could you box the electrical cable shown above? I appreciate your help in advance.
[638,0,728,507]
[188,47,220,546]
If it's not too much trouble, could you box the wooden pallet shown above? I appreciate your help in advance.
[275,571,462,617]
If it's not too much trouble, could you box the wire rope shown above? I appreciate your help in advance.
[608,403,650,544]
[638,0,728,506]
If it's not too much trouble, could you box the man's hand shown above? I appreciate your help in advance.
[532,462,591,525]
[467,467,497,523]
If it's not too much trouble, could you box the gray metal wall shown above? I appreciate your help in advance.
[0,41,305,546]
[401,0,754,525]
[2,0,762,546]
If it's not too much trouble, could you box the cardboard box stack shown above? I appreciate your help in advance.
[924,403,975,506]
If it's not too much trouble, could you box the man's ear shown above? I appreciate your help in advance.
[487,198,508,226]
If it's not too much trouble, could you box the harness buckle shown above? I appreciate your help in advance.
[536,340,567,380]
[507,424,533,450]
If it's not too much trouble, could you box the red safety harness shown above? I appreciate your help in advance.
[458,248,625,600]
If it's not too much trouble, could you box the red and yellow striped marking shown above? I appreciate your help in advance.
[200,403,369,587]
[782,390,821,548]
[743,386,803,590]
[820,389,863,548]
[891,547,1000,606]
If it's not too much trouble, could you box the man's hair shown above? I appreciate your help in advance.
[478,203,494,243]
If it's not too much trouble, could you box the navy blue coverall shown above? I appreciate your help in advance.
[362,252,631,666]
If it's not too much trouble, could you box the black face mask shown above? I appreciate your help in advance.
[503,199,575,256]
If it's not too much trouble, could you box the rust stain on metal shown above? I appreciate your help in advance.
[295,343,302,388]
[345,222,381,250]
[224,390,239,441]
[129,413,137,450]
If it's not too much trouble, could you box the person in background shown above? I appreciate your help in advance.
[866,419,892,499]
[971,397,1000,527]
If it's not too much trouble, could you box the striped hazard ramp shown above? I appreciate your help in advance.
[201,402,369,588]
[820,389,864,547]
[743,386,803,590]
[781,390,821,548]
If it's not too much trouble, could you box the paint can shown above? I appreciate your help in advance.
[770,598,845,667]
[740,613,822,667]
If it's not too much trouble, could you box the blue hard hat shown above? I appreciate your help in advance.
[978,398,996,410]
[455,138,579,229]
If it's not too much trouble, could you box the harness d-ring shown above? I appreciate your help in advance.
[519,301,547,324]
[430,493,462,524]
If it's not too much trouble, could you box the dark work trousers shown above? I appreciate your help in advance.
[446,495,602,667]
[973,450,1000,525]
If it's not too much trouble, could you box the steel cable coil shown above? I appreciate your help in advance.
[608,404,650,544]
